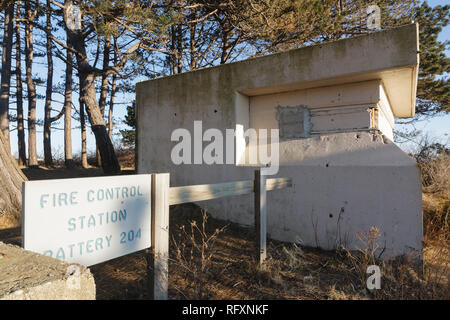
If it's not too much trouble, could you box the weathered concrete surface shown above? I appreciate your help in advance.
[137,23,419,118]
[136,24,423,259]
[0,242,95,300]
[136,132,423,259]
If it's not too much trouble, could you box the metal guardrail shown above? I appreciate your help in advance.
[169,177,292,205]
[149,171,292,300]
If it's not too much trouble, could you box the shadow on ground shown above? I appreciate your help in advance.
[22,166,135,181]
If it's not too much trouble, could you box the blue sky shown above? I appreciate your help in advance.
[7,0,450,159]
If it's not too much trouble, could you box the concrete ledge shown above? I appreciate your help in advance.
[137,24,419,118]
[0,242,95,300]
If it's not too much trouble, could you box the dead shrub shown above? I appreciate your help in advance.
[412,140,450,242]
[339,226,449,299]
[423,193,450,243]
[340,226,382,290]
[252,256,285,288]
[418,151,450,246]
[281,242,305,271]
[420,153,450,196]
[170,209,227,299]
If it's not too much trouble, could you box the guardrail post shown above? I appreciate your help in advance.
[150,173,170,300]
[254,169,267,269]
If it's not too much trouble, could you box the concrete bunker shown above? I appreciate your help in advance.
[136,24,422,259]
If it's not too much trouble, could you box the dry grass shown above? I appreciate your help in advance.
[337,227,449,300]
[418,152,450,296]
[171,209,228,299]
[168,205,449,300]
[0,211,20,229]
[422,193,449,243]
[1,202,448,300]
[420,154,450,196]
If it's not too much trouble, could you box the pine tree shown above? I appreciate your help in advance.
[0,2,14,150]
[43,0,54,166]
[15,1,27,166]
[24,0,38,167]
[414,2,449,115]
[120,101,136,148]
[56,0,173,173]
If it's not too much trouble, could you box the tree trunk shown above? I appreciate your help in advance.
[176,24,183,73]
[79,72,120,174]
[15,1,26,166]
[96,36,111,167]
[43,0,53,166]
[0,3,14,151]
[108,73,116,139]
[189,17,196,71]
[65,1,120,174]
[79,95,88,168]
[108,36,117,139]
[25,0,38,167]
[0,130,27,225]
[170,25,177,75]
[64,36,74,168]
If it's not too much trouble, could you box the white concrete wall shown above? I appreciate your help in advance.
[249,81,380,133]
[376,84,395,141]
[248,80,396,137]
[136,25,423,259]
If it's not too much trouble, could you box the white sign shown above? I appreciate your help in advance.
[22,174,152,266]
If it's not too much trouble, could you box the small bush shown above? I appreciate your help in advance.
[171,209,227,299]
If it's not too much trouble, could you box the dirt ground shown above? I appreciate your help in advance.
[0,164,448,300]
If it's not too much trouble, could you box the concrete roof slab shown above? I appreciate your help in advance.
[137,23,419,118]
